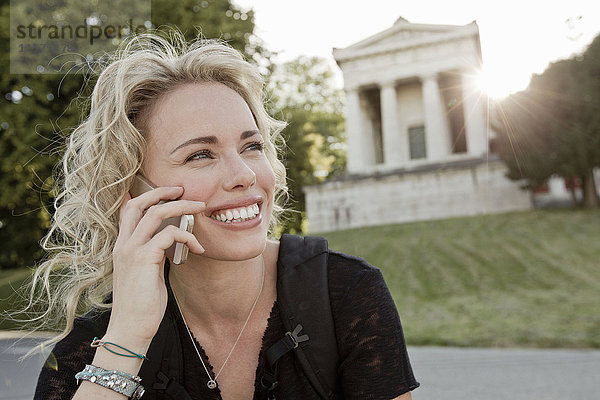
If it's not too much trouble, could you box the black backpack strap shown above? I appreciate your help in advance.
[269,234,338,399]
[265,324,309,367]
[261,323,310,398]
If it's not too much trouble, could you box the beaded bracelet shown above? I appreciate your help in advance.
[91,337,147,360]
[75,364,145,399]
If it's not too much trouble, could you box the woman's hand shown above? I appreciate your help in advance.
[105,186,206,346]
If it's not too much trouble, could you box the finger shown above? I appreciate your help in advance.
[129,186,185,210]
[119,186,184,239]
[120,192,132,214]
[130,200,206,244]
[146,225,205,255]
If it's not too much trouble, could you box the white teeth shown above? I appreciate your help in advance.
[211,203,260,223]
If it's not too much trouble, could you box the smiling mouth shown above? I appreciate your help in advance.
[210,203,260,223]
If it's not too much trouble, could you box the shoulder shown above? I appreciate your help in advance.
[326,249,400,343]
[277,234,390,310]
[327,249,381,275]
[277,234,387,302]
[326,249,388,305]
[278,234,382,278]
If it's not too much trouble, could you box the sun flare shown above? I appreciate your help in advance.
[475,69,513,100]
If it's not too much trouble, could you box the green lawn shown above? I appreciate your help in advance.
[321,209,600,348]
[1,209,599,347]
[0,267,35,330]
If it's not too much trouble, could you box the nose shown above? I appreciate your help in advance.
[222,153,257,191]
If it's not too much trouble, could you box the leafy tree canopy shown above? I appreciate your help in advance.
[493,33,600,208]
[266,56,346,232]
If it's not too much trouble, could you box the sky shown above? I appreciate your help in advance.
[233,0,600,99]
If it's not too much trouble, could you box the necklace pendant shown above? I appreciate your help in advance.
[207,380,218,390]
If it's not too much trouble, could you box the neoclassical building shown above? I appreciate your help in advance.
[303,18,531,232]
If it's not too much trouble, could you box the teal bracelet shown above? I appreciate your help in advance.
[91,337,147,360]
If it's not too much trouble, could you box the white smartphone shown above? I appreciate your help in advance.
[129,175,194,265]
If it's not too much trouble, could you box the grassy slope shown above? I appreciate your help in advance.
[0,268,35,330]
[321,209,600,348]
[1,209,599,347]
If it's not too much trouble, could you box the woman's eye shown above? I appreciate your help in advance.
[245,141,265,152]
[186,150,213,162]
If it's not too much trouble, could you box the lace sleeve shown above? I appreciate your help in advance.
[329,251,419,400]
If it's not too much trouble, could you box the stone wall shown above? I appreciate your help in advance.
[303,159,531,233]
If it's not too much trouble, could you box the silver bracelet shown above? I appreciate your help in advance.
[75,364,145,399]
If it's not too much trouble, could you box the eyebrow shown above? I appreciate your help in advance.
[170,130,260,155]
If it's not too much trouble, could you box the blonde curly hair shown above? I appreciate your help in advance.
[24,31,287,348]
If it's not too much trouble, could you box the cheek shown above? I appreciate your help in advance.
[258,162,276,198]
[180,174,219,202]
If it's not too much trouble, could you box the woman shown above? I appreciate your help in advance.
[32,32,419,400]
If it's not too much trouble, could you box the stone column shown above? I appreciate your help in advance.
[344,88,365,173]
[380,81,403,167]
[421,73,451,160]
[462,74,488,157]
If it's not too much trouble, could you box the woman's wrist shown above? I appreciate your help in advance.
[104,315,159,344]
[90,331,152,375]
[91,341,147,378]
[101,330,153,356]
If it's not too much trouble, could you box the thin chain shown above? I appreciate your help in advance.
[172,257,265,389]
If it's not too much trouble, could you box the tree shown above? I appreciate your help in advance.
[0,1,86,269]
[0,0,264,269]
[494,34,600,208]
[266,56,346,232]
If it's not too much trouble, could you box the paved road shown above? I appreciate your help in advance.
[1,337,50,400]
[2,338,599,399]
[409,346,600,400]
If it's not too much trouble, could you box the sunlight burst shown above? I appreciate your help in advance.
[475,69,513,100]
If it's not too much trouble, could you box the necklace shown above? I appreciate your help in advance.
[172,258,265,390]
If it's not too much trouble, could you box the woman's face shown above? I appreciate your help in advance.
[141,82,275,262]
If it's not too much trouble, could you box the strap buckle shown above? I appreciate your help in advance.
[153,371,170,390]
[286,324,309,349]
[285,331,299,349]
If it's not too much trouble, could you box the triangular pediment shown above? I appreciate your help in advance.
[365,27,446,49]
[334,18,479,63]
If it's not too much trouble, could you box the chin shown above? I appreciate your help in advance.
[201,233,268,262]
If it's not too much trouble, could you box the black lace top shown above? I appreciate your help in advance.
[34,250,419,400]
